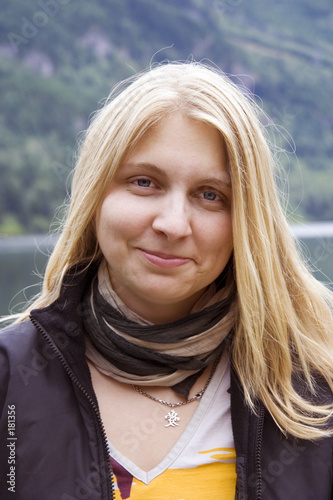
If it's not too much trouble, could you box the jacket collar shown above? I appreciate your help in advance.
[30,263,98,387]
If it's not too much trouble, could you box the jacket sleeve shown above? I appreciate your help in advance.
[0,324,19,496]
[0,336,10,420]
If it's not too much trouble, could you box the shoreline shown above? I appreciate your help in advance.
[1,222,333,253]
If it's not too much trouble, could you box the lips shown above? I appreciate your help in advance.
[139,249,192,269]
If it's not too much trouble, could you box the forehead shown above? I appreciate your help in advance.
[123,112,230,182]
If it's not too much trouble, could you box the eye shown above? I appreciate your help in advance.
[136,178,152,188]
[129,177,160,194]
[195,187,230,210]
[203,191,218,201]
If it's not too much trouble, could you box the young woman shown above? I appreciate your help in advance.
[1,62,333,500]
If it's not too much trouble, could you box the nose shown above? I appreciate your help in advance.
[152,193,192,241]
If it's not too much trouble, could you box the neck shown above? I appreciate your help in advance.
[115,292,206,324]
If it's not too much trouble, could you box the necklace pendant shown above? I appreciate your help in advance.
[165,409,180,427]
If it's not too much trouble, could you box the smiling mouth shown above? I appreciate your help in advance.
[139,249,192,269]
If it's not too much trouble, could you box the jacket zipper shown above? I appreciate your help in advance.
[30,317,115,500]
[255,403,265,500]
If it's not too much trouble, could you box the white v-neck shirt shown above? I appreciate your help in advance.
[108,349,236,499]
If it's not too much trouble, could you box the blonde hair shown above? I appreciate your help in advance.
[18,62,333,438]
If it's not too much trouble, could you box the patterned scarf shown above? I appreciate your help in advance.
[82,259,236,397]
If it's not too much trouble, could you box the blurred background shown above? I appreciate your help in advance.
[0,0,332,315]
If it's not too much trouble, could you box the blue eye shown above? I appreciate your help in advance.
[137,179,151,188]
[203,191,217,201]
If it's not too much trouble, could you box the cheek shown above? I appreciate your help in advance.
[96,198,121,250]
[97,196,147,249]
[200,215,233,257]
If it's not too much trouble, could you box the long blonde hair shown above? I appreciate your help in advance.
[17,62,333,438]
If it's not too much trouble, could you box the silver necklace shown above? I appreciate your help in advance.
[132,355,220,428]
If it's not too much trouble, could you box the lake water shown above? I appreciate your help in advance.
[1,225,333,317]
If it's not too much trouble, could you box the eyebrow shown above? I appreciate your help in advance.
[120,161,232,188]
[120,162,167,177]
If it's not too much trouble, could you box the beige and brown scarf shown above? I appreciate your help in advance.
[82,259,236,397]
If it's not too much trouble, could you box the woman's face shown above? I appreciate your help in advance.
[96,112,233,323]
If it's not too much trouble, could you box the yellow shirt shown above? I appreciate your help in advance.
[109,350,236,499]
[111,449,236,499]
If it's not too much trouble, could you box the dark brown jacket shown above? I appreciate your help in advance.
[1,267,332,499]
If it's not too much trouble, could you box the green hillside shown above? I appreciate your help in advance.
[0,0,332,234]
